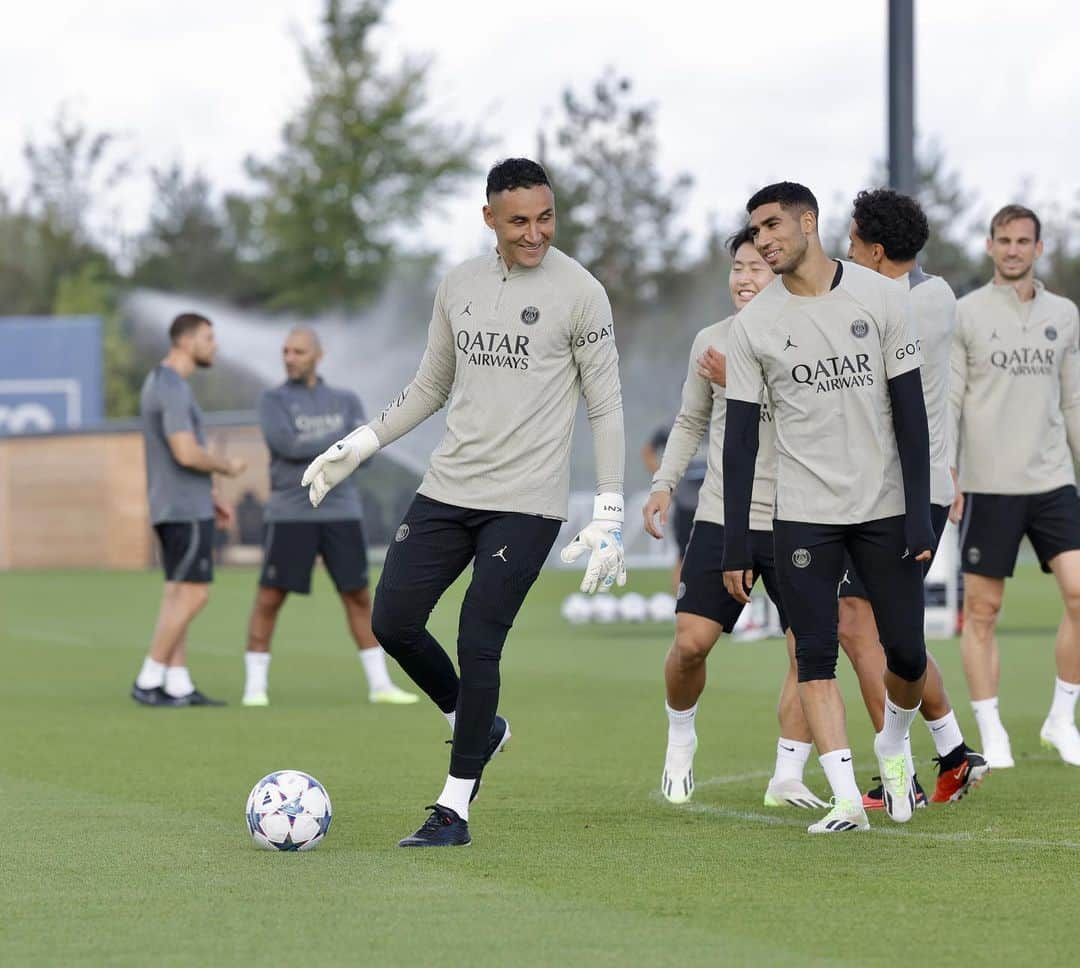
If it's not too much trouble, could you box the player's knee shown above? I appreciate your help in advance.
[795,634,839,683]
[672,617,718,667]
[885,647,927,684]
[182,583,210,614]
[964,590,1002,634]
[370,592,418,651]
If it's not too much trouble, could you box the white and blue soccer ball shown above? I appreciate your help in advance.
[561,592,593,625]
[617,592,649,623]
[246,770,332,851]
[647,592,676,623]
[591,594,620,623]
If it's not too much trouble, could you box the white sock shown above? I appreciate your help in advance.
[444,710,457,732]
[666,703,697,748]
[244,651,270,698]
[164,666,194,698]
[972,697,1005,741]
[819,749,862,804]
[1048,677,1080,723]
[772,738,812,783]
[925,710,964,757]
[358,646,394,693]
[436,775,474,821]
[877,696,920,757]
[135,657,166,690]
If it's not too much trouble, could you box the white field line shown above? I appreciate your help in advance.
[650,787,1080,850]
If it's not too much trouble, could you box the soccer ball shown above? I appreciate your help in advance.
[245,770,332,851]
[561,592,593,624]
[591,594,619,623]
[617,592,648,623]
[647,592,676,622]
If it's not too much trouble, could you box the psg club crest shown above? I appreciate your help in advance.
[395,524,410,543]
[791,548,812,568]
[850,319,869,339]
[520,306,540,325]
[1046,326,1058,341]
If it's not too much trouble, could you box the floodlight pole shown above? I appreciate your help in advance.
[888,0,916,194]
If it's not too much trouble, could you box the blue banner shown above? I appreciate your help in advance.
[0,316,104,435]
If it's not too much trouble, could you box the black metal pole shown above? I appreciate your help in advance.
[888,0,916,193]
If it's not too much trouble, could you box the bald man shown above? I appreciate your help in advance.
[242,328,417,706]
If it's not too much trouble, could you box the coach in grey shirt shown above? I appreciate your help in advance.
[241,327,416,707]
[132,312,244,707]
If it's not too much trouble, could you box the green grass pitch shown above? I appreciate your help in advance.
[2,563,1079,966]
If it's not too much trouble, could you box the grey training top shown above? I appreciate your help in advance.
[369,246,625,520]
[651,316,779,531]
[259,379,365,522]
[140,365,214,524]
[725,262,922,525]
[951,280,1080,495]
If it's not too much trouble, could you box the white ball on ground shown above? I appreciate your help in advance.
[617,592,648,623]
[591,594,619,623]
[561,593,593,624]
[647,592,676,622]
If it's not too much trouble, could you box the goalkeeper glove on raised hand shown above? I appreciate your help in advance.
[300,425,380,508]
[560,492,627,594]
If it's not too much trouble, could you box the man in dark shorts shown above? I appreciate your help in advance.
[644,225,826,810]
[241,327,417,707]
[951,204,1080,768]
[840,189,988,808]
[132,313,244,707]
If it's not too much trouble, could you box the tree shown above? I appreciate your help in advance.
[540,71,693,316]
[131,163,242,297]
[237,0,485,312]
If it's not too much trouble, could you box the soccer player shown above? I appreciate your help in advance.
[241,327,417,707]
[722,182,934,833]
[951,204,1080,768]
[843,189,989,806]
[642,425,706,593]
[131,313,244,707]
[643,226,826,810]
[301,158,625,846]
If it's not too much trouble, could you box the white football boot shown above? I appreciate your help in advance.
[807,797,870,834]
[661,737,697,804]
[874,734,915,823]
[982,731,1015,769]
[1040,718,1080,766]
[763,778,829,809]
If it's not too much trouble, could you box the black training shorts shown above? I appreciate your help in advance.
[260,519,370,595]
[155,519,215,583]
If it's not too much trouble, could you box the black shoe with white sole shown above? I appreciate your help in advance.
[398,805,471,848]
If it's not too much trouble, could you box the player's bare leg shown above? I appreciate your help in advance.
[661,613,721,803]
[242,586,286,706]
[341,587,417,705]
[960,574,1011,766]
[764,632,827,808]
[1041,551,1080,764]
[840,596,987,805]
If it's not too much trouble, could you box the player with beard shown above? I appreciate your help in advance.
[300,158,626,847]
[644,226,826,810]
[131,313,244,707]
[843,189,989,807]
[951,204,1080,768]
[722,182,934,833]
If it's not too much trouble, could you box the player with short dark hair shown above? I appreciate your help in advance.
[241,327,417,707]
[301,158,626,847]
[844,189,988,807]
[131,313,245,707]
[951,203,1080,768]
[722,182,934,833]
[643,225,826,810]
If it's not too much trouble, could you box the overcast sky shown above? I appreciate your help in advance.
[1,0,1076,266]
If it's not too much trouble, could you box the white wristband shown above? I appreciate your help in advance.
[593,492,624,523]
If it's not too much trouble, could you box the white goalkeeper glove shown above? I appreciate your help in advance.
[559,492,627,595]
[300,425,380,508]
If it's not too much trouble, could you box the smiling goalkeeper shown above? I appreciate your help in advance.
[302,158,625,848]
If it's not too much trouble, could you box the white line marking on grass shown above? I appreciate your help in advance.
[10,627,92,647]
[650,791,1080,850]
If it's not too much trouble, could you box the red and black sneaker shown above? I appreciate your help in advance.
[863,773,927,811]
[930,744,990,803]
